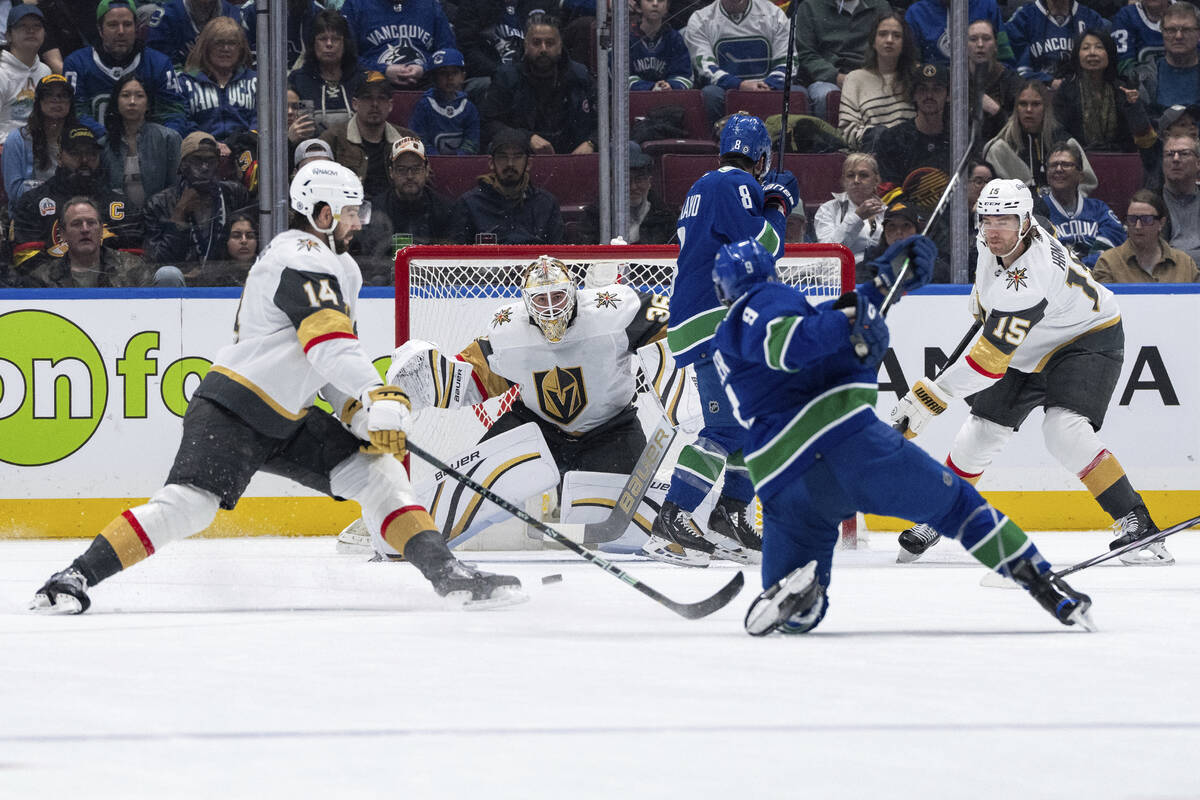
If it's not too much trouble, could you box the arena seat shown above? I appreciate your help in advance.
[825,89,841,127]
[629,89,715,156]
[723,89,808,122]
[388,91,424,127]
[427,155,490,199]
[1086,152,1144,216]
[427,153,599,222]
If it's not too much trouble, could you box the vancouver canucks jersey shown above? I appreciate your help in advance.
[1007,1,1110,83]
[937,225,1120,401]
[409,90,480,155]
[342,0,457,73]
[1037,191,1126,268]
[194,229,381,438]
[712,281,881,500]
[1111,2,1165,75]
[63,45,188,137]
[458,285,668,435]
[629,26,693,90]
[683,0,788,89]
[905,0,1014,65]
[668,166,785,367]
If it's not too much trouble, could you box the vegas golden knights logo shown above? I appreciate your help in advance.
[533,366,588,425]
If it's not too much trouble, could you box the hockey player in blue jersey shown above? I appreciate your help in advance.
[708,237,1096,635]
[645,113,798,568]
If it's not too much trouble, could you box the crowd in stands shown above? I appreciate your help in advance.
[0,0,1198,287]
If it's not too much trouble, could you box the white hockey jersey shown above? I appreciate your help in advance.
[457,285,668,435]
[938,225,1120,400]
[194,229,381,437]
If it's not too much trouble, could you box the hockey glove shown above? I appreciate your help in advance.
[836,291,889,367]
[872,234,937,297]
[360,385,412,456]
[890,379,950,439]
[762,170,800,216]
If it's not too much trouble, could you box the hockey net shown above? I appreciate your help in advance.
[395,244,861,546]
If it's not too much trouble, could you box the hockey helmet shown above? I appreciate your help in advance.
[975,178,1033,225]
[719,114,772,175]
[522,256,577,343]
[713,239,777,306]
[290,160,368,234]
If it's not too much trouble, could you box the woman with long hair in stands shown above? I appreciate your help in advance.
[982,78,1098,193]
[102,73,182,210]
[178,16,257,156]
[2,72,76,202]
[1054,29,1156,154]
[838,12,919,151]
[288,9,362,131]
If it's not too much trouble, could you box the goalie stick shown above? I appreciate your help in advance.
[407,440,745,619]
[583,415,677,544]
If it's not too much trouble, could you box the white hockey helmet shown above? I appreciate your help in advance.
[975,178,1033,225]
[522,256,577,343]
[290,161,367,234]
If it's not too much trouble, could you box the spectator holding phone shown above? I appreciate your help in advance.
[288,9,361,131]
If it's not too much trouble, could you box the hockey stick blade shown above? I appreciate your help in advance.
[407,440,745,620]
[583,415,677,543]
[1053,514,1200,579]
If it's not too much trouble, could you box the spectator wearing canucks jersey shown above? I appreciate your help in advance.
[792,0,892,125]
[684,0,789,123]
[480,14,598,155]
[409,48,480,155]
[64,0,189,139]
[1054,29,1156,154]
[341,0,456,89]
[629,0,692,91]
[144,0,248,69]
[1111,0,1168,77]
[1007,0,1109,88]
[1131,4,1200,116]
[177,17,256,146]
[904,0,1013,66]
[1033,142,1125,268]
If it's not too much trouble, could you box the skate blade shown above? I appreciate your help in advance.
[979,570,1019,589]
[640,538,711,568]
[1066,606,1097,632]
[713,544,761,565]
[28,593,83,615]
[441,586,530,611]
[896,548,925,564]
[1118,544,1175,567]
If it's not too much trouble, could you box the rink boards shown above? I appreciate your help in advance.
[0,285,1197,538]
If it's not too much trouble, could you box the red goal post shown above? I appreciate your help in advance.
[394,243,863,547]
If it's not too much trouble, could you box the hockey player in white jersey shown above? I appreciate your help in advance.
[30,161,522,614]
[339,255,674,557]
[891,179,1172,567]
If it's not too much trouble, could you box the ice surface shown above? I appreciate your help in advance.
[2,532,1198,799]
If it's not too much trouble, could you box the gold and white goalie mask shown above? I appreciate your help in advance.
[522,256,577,343]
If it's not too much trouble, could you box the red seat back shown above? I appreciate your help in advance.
[1085,151,1143,216]
[723,89,808,122]
[388,91,424,127]
[427,155,490,199]
[629,89,711,140]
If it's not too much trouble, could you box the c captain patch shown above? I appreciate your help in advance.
[1004,267,1029,291]
[533,366,587,425]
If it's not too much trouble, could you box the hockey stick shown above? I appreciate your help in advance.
[407,440,745,619]
[775,0,800,171]
[583,415,677,543]
[1052,514,1200,579]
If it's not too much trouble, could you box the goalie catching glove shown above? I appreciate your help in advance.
[890,379,950,439]
[355,385,412,455]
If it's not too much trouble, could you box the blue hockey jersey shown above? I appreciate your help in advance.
[63,45,189,137]
[178,67,257,140]
[1111,3,1165,76]
[145,0,249,68]
[905,0,1014,65]
[1008,1,1110,83]
[668,165,785,366]
[712,280,883,500]
[629,25,693,90]
[409,89,480,154]
[1036,190,1126,268]
[342,0,457,74]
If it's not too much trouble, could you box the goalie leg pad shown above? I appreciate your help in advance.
[560,470,670,552]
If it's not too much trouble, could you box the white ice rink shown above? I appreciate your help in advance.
[2,532,1198,800]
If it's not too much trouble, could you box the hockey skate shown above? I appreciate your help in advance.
[642,501,713,567]
[335,517,374,554]
[896,523,942,563]
[1009,559,1095,631]
[29,567,91,615]
[744,560,827,636]
[706,497,762,565]
[1109,506,1174,566]
[429,559,527,610]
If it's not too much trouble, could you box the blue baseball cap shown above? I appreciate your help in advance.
[8,4,46,28]
[430,48,465,70]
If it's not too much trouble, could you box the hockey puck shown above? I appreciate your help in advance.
[541,573,563,585]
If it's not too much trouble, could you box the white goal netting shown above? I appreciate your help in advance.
[395,244,860,546]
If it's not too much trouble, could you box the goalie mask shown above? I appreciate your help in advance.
[522,256,576,343]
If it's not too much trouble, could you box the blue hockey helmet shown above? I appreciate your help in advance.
[719,114,772,174]
[713,239,777,305]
